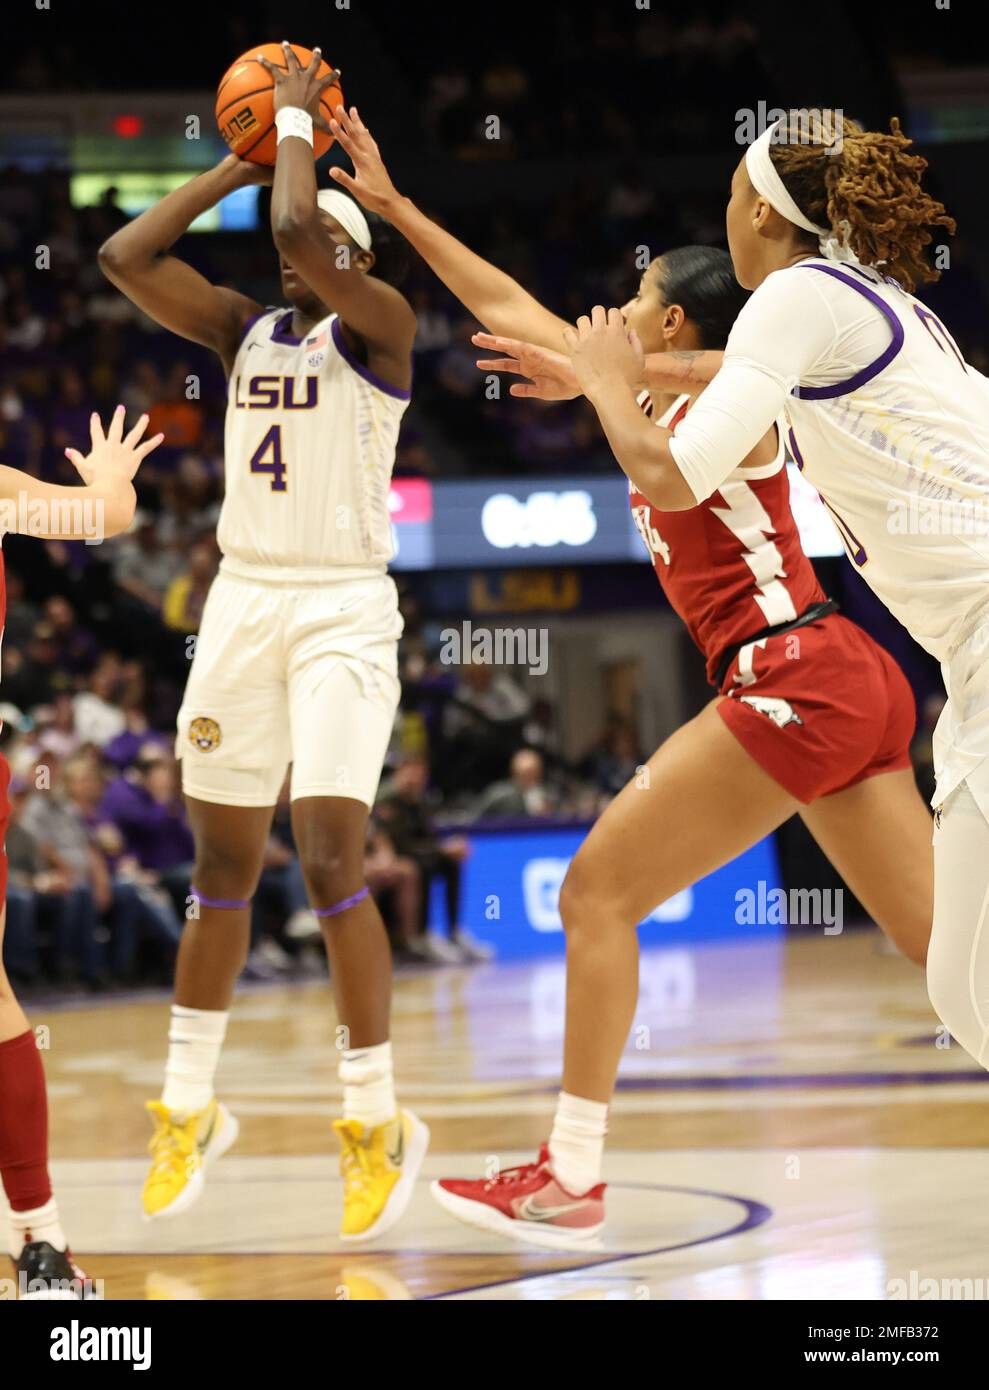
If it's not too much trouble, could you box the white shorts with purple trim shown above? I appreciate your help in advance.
[176,568,401,808]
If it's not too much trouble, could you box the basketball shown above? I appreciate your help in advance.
[215,42,344,166]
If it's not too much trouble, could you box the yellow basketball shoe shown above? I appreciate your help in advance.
[142,1098,240,1221]
[334,1109,430,1243]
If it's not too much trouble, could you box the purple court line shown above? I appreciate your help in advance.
[606,1070,989,1091]
[422,1182,773,1301]
[70,1181,772,1295]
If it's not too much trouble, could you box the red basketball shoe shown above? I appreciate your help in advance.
[431,1145,605,1250]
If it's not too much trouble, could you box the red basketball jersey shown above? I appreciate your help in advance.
[628,393,826,685]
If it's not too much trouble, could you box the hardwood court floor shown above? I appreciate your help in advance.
[19,931,989,1299]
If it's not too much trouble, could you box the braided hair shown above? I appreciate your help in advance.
[768,110,956,291]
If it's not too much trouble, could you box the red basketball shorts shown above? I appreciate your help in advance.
[716,614,916,804]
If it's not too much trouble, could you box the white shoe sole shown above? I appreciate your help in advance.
[142,1104,240,1222]
[430,1181,604,1251]
[340,1110,431,1244]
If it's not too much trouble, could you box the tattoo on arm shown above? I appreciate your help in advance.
[667,351,703,383]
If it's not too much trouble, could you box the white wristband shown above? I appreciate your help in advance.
[275,107,314,147]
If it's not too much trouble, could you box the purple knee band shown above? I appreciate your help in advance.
[313,886,370,918]
[191,887,250,911]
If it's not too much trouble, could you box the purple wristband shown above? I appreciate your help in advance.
[191,887,250,911]
[313,886,370,918]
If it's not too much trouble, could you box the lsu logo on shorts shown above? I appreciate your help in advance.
[188,717,222,752]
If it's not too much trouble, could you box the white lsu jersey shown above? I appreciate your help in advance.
[777,261,989,665]
[219,308,410,577]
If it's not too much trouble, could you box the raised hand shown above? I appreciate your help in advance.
[257,41,341,129]
[217,152,274,188]
[562,306,644,396]
[327,105,401,215]
[65,405,163,486]
[472,332,581,401]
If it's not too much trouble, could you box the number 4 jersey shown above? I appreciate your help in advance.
[628,392,825,686]
[220,308,410,577]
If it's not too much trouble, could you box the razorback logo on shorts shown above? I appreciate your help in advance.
[738,695,803,730]
[188,717,222,752]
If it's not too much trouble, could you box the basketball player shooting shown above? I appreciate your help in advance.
[98,42,428,1243]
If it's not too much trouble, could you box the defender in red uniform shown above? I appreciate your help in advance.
[326,108,934,1249]
[629,379,914,806]
[0,407,161,1297]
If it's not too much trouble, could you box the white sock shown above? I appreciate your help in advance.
[548,1091,609,1194]
[339,1041,396,1129]
[9,1197,66,1258]
[161,1006,229,1114]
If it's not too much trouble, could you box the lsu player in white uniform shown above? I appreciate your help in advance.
[98,45,428,1241]
[552,112,989,1093]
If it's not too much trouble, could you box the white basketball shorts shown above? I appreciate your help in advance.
[176,568,402,808]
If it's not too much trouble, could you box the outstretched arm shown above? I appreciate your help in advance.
[472,333,726,401]
[0,407,162,539]
[98,158,267,372]
[568,311,696,510]
[329,106,571,351]
[642,349,724,394]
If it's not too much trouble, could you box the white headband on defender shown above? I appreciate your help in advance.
[744,119,862,264]
[316,189,372,251]
[744,120,829,236]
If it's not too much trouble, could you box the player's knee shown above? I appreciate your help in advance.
[559,856,633,935]
[297,843,357,906]
[192,839,258,899]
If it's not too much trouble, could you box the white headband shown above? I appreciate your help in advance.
[744,119,860,265]
[316,189,372,252]
[744,120,828,236]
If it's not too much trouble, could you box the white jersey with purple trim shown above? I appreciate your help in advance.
[218,308,410,577]
[666,257,989,811]
[669,258,989,662]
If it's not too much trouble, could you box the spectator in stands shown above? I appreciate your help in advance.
[102,666,167,771]
[99,743,194,913]
[121,360,163,418]
[6,295,45,351]
[249,778,314,976]
[64,752,182,982]
[162,532,219,633]
[3,569,40,649]
[147,361,204,452]
[441,663,531,794]
[48,367,90,470]
[3,777,44,983]
[0,380,43,476]
[156,454,221,545]
[376,754,491,962]
[364,821,424,963]
[3,621,63,708]
[581,718,644,798]
[17,751,106,985]
[473,748,559,819]
[44,594,99,675]
[73,652,126,746]
[109,510,180,613]
[28,691,80,761]
[410,288,452,356]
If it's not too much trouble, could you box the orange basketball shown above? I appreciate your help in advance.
[215,43,344,166]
